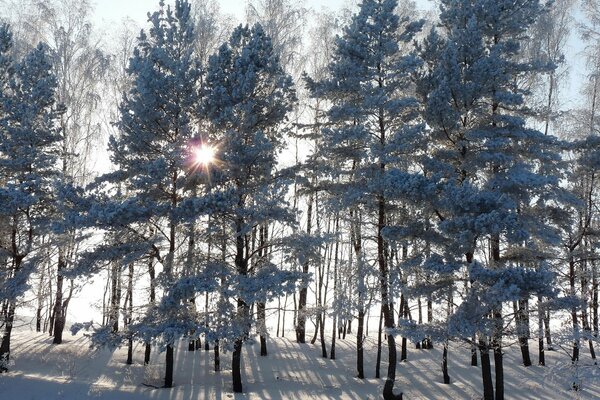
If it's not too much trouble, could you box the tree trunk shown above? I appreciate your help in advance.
[144,257,156,365]
[442,340,450,384]
[164,344,174,388]
[258,301,267,356]
[517,300,532,366]
[357,309,365,378]
[232,216,249,393]
[126,263,134,365]
[493,309,504,400]
[296,194,313,344]
[544,308,553,349]
[52,251,66,344]
[317,314,326,357]
[258,224,268,356]
[0,301,16,373]
[479,338,494,400]
[214,340,220,371]
[570,251,580,363]
[109,261,121,333]
[205,292,210,351]
[538,295,545,366]
[376,304,383,379]
[400,294,407,362]
[378,193,402,400]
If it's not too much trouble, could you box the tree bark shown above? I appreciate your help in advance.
[126,263,134,365]
[442,340,450,384]
[52,251,66,344]
[479,338,494,400]
[538,295,545,366]
[376,304,383,379]
[0,301,16,373]
[296,193,313,344]
[232,216,249,393]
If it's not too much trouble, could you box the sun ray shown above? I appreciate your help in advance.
[193,144,215,167]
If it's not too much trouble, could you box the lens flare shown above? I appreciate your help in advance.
[193,145,215,166]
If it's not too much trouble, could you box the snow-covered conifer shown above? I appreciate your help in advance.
[0,32,63,372]
[306,0,424,397]
[202,22,298,393]
[387,0,568,398]
[87,0,202,388]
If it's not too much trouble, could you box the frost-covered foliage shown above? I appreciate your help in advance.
[0,24,63,371]
[202,22,299,392]
[73,0,208,388]
[383,0,569,396]
[306,0,424,396]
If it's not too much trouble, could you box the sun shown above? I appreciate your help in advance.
[193,144,216,167]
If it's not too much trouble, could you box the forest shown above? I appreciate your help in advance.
[1,0,600,399]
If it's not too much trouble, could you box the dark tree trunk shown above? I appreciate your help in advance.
[320,314,327,358]
[163,170,179,389]
[144,257,156,365]
[232,217,249,393]
[205,292,210,351]
[0,301,16,373]
[127,337,133,365]
[144,344,151,365]
[331,315,337,360]
[276,296,281,337]
[258,225,268,357]
[538,295,545,366]
[382,304,401,400]
[214,341,220,371]
[422,296,433,349]
[570,253,580,363]
[493,309,504,400]
[442,340,450,384]
[516,300,532,366]
[164,344,174,388]
[378,194,402,400]
[52,252,66,344]
[479,338,494,400]
[296,194,313,344]
[35,262,46,333]
[36,307,42,332]
[282,294,288,338]
[400,295,407,362]
[471,336,478,366]
[232,338,243,392]
[126,263,134,365]
[357,309,365,378]
[376,305,383,379]
[109,261,121,333]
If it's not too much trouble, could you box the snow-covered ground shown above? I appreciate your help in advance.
[1,327,599,399]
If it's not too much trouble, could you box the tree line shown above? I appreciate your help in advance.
[1,0,600,399]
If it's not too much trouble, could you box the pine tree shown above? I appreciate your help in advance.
[0,29,63,372]
[102,0,201,388]
[202,23,298,393]
[388,0,567,398]
[306,0,423,397]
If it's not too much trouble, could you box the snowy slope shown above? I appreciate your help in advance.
[0,328,599,399]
